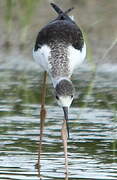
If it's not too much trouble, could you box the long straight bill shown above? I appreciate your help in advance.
[63,106,69,139]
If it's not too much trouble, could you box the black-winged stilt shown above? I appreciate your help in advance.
[33,3,86,175]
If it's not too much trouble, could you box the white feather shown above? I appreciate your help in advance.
[69,15,74,21]
[57,96,73,107]
[33,45,51,72]
[33,42,86,81]
[68,42,86,74]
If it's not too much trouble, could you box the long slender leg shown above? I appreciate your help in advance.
[65,173,68,180]
[61,119,68,175]
[36,71,47,175]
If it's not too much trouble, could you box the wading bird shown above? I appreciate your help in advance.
[33,3,86,175]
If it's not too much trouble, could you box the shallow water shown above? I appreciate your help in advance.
[0,67,117,180]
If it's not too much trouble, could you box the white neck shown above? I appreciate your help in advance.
[51,77,70,88]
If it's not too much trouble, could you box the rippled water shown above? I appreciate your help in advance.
[0,66,117,180]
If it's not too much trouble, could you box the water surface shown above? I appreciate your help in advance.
[0,66,117,180]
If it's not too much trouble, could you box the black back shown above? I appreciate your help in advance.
[34,3,84,52]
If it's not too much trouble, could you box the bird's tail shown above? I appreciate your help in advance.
[50,3,74,21]
[50,3,64,15]
[51,3,74,15]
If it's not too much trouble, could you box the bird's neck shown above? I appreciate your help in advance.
[51,77,70,88]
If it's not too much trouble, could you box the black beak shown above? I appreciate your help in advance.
[63,106,69,139]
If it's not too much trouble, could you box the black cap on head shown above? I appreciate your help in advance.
[55,79,74,97]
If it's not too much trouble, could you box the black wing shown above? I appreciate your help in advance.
[34,3,84,52]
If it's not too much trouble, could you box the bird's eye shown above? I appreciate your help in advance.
[56,95,59,100]
[71,95,73,98]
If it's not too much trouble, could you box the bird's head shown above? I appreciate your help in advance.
[55,79,75,138]
[55,79,74,107]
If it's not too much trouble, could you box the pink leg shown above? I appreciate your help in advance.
[35,71,47,176]
[61,119,68,175]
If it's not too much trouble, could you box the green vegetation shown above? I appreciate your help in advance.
[4,0,40,48]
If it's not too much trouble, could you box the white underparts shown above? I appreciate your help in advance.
[33,42,86,82]
[33,45,51,72]
[68,42,86,74]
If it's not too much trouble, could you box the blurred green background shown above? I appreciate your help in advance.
[0,0,117,65]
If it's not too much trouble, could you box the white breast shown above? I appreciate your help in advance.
[33,45,51,72]
[68,42,86,74]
